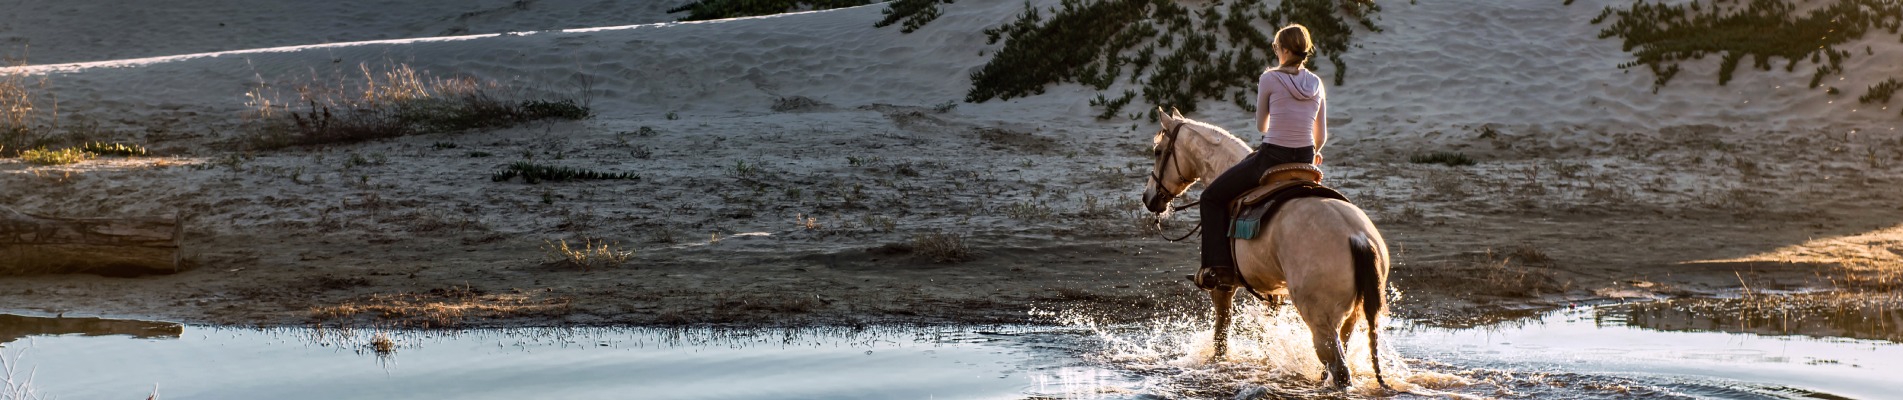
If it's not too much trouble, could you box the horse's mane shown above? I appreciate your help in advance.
[1174,117,1251,153]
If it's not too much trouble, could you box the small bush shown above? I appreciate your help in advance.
[912,232,971,263]
[1409,151,1476,166]
[19,147,92,165]
[491,161,638,184]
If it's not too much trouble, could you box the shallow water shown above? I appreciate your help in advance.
[1395,304,1900,399]
[2,299,1899,399]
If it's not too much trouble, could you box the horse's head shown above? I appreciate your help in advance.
[1142,107,1197,214]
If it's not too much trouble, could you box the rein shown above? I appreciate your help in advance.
[1150,124,1203,242]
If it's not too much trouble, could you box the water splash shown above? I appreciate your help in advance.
[1051,302,1471,398]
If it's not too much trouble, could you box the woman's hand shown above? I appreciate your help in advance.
[1313,153,1324,165]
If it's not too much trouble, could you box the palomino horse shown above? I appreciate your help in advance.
[1140,108,1392,390]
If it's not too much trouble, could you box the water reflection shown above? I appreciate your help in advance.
[1617,296,1903,342]
[0,313,181,345]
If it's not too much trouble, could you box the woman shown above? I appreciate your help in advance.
[1193,24,1327,289]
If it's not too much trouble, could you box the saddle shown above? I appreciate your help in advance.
[1228,163,1348,240]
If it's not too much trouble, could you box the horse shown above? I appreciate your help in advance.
[1139,108,1393,390]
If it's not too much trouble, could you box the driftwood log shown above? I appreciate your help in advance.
[0,206,182,276]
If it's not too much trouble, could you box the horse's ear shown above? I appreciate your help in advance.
[1155,106,1168,120]
[1170,107,1182,118]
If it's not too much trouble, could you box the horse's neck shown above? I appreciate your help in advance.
[1189,132,1252,183]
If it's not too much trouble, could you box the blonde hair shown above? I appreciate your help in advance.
[1274,24,1314,68]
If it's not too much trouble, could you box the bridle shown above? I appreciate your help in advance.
[1148,123,1203,242]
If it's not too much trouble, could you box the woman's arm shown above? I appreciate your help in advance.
[1255,74,1272,133]
[1312,97,1327,152]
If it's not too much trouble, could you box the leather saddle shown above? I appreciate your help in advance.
[1228,163,1348,240]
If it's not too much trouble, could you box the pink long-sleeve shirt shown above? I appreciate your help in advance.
[1255,68,1327,151]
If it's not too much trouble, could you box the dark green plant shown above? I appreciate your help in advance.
[491,161,639,184]
[876,0,954,33]
[1410,151,1476,167]
[1090,91,1137,120]
[1861,78,1902,104]
[520,99,593,120]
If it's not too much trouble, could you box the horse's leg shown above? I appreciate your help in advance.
[1310,321,1351,389]
[1209,286,1237,360]
[1297,299,1353,389]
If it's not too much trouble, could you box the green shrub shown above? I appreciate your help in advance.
[1409,151,1476,167]
[876,0,953,33]
[967,0,1380,119]
[1861,78,1902,104]
[1595,0,1903,91]
[491,161,638,184]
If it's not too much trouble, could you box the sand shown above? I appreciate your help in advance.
[1,0,1900,328]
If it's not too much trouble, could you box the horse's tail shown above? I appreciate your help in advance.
[1350,232,1390,390]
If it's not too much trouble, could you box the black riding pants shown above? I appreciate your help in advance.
[1200,144,1315,268]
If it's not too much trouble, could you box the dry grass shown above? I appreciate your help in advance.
[912,232,971,263]
[1,58,55,157]
[543,238,631,271]
[308,285,574,328]
[245,63,590,149]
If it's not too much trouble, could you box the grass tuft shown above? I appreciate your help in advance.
[369,332,396,354]
[491,161,638,184]
[543,239,632,271]
[78,142,147,157]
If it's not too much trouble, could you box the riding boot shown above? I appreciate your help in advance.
[1188,265,1240,290]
